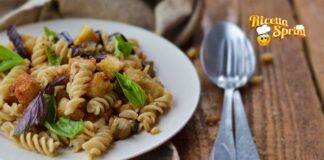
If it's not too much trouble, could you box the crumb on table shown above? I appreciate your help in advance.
[250,75,263,85]
[205,114,220,126]
[186,47,199,59]
[260,52,273,64]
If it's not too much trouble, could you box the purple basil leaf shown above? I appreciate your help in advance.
[95,30,103,45]
[58,31,73,47]
[44,76,68,94]
[14,76,68,134]
[94,53,107,62]
[108,32,127,41]
[6,25,28,58]
[71,45,82,57]
[14,91,47,134]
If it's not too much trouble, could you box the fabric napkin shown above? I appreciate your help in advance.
[0,0,203,46]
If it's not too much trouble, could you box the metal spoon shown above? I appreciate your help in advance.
[200,21,260,160]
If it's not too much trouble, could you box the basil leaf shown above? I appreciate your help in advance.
[45,117,84,139]
[114,35,133,58]
[6,25,29,58]
[0,45,24,72]
[14,77,68,135]
[46,46,62,66]
[43,94,56,124]
[43,26,57,38]
[115,72,146,108]
[44,76,68,94]
[57,31,73,46]
[14,91,47,135]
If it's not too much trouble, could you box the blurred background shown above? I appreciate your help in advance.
[0,0,323,160]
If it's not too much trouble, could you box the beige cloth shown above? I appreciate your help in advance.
[0,0,203,46]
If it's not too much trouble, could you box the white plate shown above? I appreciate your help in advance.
[0,18,200,160]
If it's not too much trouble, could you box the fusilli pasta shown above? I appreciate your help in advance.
[65,59,96,115]
[53,39,70,63]
[0,103,23,122]
[82,126,113,159]
[0,25,173,159]
[0,59,30,100]
[15,132,60,156]
[137,90,172,131]
[31,36,50,67]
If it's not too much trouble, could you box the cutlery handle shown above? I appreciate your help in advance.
[233,91,260,160]
[210,89,235,160]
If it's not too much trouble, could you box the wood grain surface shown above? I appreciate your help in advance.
[167,0,324,160]
[292,0,324,104]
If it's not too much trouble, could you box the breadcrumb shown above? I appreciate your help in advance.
[150,127,160,135]
[205,114,220,126]
[10,73,40,105]
[260,52,273,64]
[250,75,263,85]
[186,47,199,59]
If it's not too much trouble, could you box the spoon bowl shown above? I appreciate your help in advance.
[201,21,255,89]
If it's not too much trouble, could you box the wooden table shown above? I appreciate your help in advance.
[143,0,324,159]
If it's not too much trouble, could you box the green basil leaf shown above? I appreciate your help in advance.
[45,117,84,139]
[43,26,57,38]
[0,45,24,72]
[115,72,146,108]
[46,46,62,66]
[114,35,133,58]
[43,94,56,124]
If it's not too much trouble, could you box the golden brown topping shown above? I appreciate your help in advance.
[87,72,112,98]
[96,55,123,80]
[10,73,40,105]
[74,25,99,45]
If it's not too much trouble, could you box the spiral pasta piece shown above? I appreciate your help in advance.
[21,34,36,55]
[53,39,70,63]
[31,36,50,67]
[70,121,97,152]
[82,126,113,159]
[137,90,172,132]
[109,116,137,139]
[87,97,112,115]
[0,121,16,138]
[33,64,68,87]
[65,59,96,115]
[0,59,30,100]
[15,132,60,156]
[115,103,139,120]
[39,131,70,147]
[119,109,138,120]
[0,103,23,122]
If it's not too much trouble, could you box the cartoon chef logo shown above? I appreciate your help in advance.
[256,24,271,46]
[249,15,306,47]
